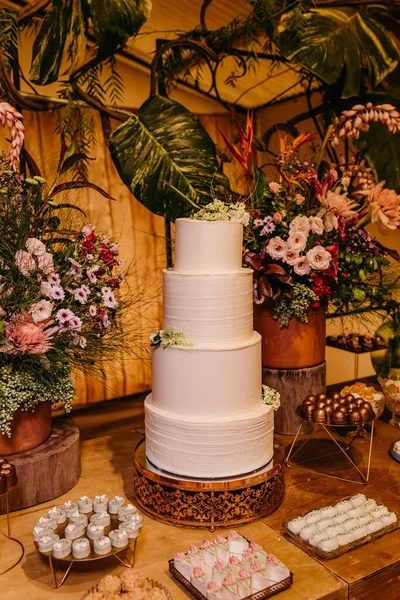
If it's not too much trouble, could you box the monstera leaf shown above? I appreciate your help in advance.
[356,122,400,192]
[90,0,151,58]
[277,7,399,98]
[110,95,226,220]
[29,0,87,84]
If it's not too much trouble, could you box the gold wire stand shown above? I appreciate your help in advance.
[44,538,137,589]
[0,484,25,575]
[285,416,374,485]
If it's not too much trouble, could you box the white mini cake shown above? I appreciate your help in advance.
[78,496,93,514]
[108,495,125,515]
[308,531,327,546]
[370,505,389,519]
[241,549,255,571]
[318,537,339,552]
[336,532,354,546]
[304,510,322,524]
[357,514,372,525]
[90,511,111,527]
[214,536,229,562]
[221,574,238,600]
[237,569,251,599]
[380,512,397,527]
[38,533,60,552]
[52,539,72,559]
[69,510,88,527]
[299,523,316,541]
[119,521,139,539]
[47,507,67,524]
[350,494,367,507]
[173,552,191,580]
[33,525,53,542]
[363,499,378,511]
[207,581,225,600]
[212,559,229,586]
[347,507,363,519]
[62,500,78,517]
[117,503,137,521]
[351,525,368,540]
[201,540,216,566]
[366,519,384,534]
[93,535,111,555]
[228,555,242,576]
[287,516,306,534]
[191,567,207,596]
[87,523,105,540]
[250,561,269,592]
[109,529,129,548]
[123,513,143,528]
[318,506,337,519]
[227,530,249,555]
[93,494,109,513]
[335,500,353,513]
[64,523,85,540]
[265,555,290,582]
[187,544,203,569]
[326,524,344,537]
[343,518,358,531]
[72,538,91,559]
[333,512,348,524]
[36,517,57,531]
[316,517,334,531]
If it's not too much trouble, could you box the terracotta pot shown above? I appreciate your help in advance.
[0,402,52,456]
[254,304,326,369]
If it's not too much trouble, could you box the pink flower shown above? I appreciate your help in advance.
[69,316,83,331]
[293,256,311,276]
[222,575,235,586]
[87,267,99,284]
[284,248,299,265]
[0,307,5,317]
[295,193,305,205]
[250,542,262,551]
[40,281,53,298]
[207,582,219,592]
[192,567,204,578]
[56,309,74,324]
[317,190,359,232]
[51,286,65,300]
[227,530,239,539]
[25,238,46,256]
[266,237,288,260]
[101,287,117,309]
[29,300,52,323]
[309,216,324,235]
[306,246,332,270]
[238,569,249,580]
[269,182,281,194]
[71,287,89,304]
[214,559,226,570]
[38,252,54,275]
[229,556,240,566]
[289,215,310,235]
[110,243,119,255]
[288,231,307,252]
[79,337,87,349]
[253,218,264,229]
[0,314,58,355]
[242,549,254,560]
[102,314,111,328]
[82,224,96,237]
[88,305,97,317]
[48,273,61,285]
[175,552,186,561]
[368,181,400,234]
[249,561,263,573]
[273,212,283,223]
[15,250,36,276]
[266,554,279,565]
[261,222,276,235]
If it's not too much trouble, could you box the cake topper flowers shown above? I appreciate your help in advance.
[261,385,281,410]
[150,329,193,349]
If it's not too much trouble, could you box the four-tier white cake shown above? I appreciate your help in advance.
[145,218,274,478]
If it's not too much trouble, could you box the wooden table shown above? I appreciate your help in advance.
[0,411,399,600]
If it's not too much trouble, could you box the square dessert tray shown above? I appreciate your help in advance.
[282,495,399,560]
[169,532,293,599]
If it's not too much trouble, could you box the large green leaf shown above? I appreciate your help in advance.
[277,7,399,98]
[90,0,151,58]
[356,122,400,192]
[110,95,226,220]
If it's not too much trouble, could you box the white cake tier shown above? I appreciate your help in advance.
[145,395,274,478]
[152,332,262,416]
[163,268,253,345]
[174,219,243,273]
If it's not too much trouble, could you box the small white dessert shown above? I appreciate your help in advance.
[308,531,327,546]
[336,532,355,546]
[93,494,109,513]
[221,574,238,600]
[350,494,367,507]
[299,523,317,541]
[33,525,53,542]
[380,512,398,528]
[214,536,229,563]
[47,507,67,524]
[343,518,359,531]
[36,517,57,531]
[227,530,249,555]
[358,514,372,525]
[207,581,225,600]
[191,567,208,596]
[318,537,339,552]
[93,535,111,555]
[119,521,139,539]
[241,549,255,571]
[363,499,378,512]
[351,525,368,540]
[265,554,290,583]
[250,561,270,592]
[237,569,251,599]
[72,537,91,559]
[366,519,385,534]
[123,512,143,528]
[326,524,344,537]
[370,506,389,519]
[187,544,203,569]
[64,523,85,540]
[212,558,229,586]
[78,496,93,514]
[201,539,216,567]
[347,507,363,519]
[318,506,337,519]
[108,495,125,515]
[174,552,191,580]
[336,500,353,513]
[90,511,110,527]
[109,529,129,548]
[87,523,105,540]
[69,510,88,527]
[61,500,78,517]
[316,517,334,531]
[228,554,242,577]
[38,533,60,553]
[305,510,322,524]
[287,516,306,534]
[333,512,349,524]
[52,539,72,559]
[117,503,137,521]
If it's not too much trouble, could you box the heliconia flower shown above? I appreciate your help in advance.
[331,102,400,146]
[29,300,53,323]
[0,102,25,170]
[306,246,332,270]
[15,250,36,276]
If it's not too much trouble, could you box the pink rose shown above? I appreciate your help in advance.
[250,542,262,551]
[309,216,324,236]
[266,237,288,260]
[192,567,204,578]
[15,250,36,276]
[202,539,213,548]
[175,552,186,561]
[229,555,240,566]
[273,212,283,223]
[266,554,279,565]
[188,545,199,554]
[222,575,235,586]
[227,530,239,539]
[288,231,307,252]
[269,182,281,194]
[250,561,263,573]
[214,559,226,571]
[284,248,299,266]
[293,256,311,276]
[207,582,219,592]
[216,536,226,544]
[289,215,310,235]
[238,569,249,580]
[242,549,254,559]
[29,300,53,323]
[306,246,332,270]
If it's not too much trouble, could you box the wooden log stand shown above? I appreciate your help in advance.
[262,362,326,435]
[0,418,80,513]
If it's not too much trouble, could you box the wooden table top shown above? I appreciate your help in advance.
[1,414,399,600]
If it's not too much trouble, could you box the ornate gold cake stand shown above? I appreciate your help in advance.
[0,483,25,575]
[133,439,285,529]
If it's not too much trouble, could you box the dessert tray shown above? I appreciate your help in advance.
[33,494,142,588]
[283,495,399,560]
[169,531,293,599]
[83,572,173,600]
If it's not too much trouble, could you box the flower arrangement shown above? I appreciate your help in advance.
[0,151,129,436]
[261,385,281,411]
[192,199,250,226]
[150,329,192,349]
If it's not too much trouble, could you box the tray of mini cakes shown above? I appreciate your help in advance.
[170,530,293,599]
[0,458,18,495]
[33,494,142,562]
[284,494,399,559]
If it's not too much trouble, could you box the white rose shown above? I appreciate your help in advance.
[306,246,332,270]
[266,237,288,260]
[30,299,53,323]
[309,216,325,236]
[284,248,299,266]
[288,231,307,252]
[289,215,310,235]
[293,256,311,276]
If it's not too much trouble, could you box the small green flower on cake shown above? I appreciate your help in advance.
[192,199,250,226]
[262,385,281,410]
[150,329,192,349]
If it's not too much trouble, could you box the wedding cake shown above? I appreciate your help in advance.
[145,218,274,478]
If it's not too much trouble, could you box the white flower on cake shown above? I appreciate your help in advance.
[150,329,193,349]
[261,385,281,411]
[192,199,250,226]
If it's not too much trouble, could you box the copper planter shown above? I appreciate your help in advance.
[0,402,52,456]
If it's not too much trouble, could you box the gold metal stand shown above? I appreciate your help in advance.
[286,418,374,485]
[0,484,25,575]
